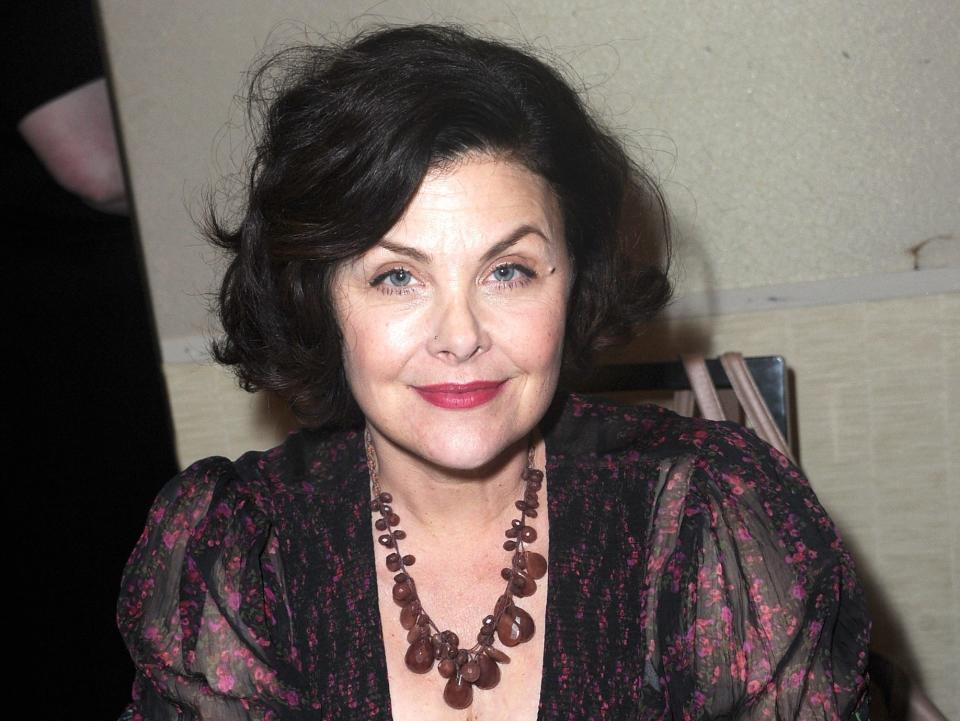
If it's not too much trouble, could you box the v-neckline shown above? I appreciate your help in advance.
[358,426,564,721]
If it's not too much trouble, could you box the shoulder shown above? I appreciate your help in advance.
[560,386,838,572]
[153,424,367,521]
[585,399,874,718]
[543,390,817,544]
[546,389,765,464]
[549,390,847,591]
[120,424,366,643]
[118,432,359,717]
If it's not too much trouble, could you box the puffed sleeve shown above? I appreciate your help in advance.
[117,458,306,721]
[640,423,870,720]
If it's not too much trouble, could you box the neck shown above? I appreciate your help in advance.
[365,427,541,538]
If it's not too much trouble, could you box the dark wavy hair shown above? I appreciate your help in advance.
[208,24,672,429]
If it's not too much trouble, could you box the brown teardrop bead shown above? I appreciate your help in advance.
[515,500,528,512]
[443,675,473,709]
[475,654,501,689]
[375,518,388,531]
[370,499,381,512]
[482,615,495,627]
[380,504,392,514]
[379,492,393,503]
[399,602,419,630]
[522,468,543,482]
[394,573,409,583]
[402,554,416,566]
[484,646,511,664]
[392,581,415,604]
[378,534,394,548]
[496,604,535,646]
[460,660,481,683]
[404,637,435,673]
[438,658,457,679]
[441,630,459,647]
[455,649,469,666]
[519,526,537,543]
[503,540,517,551]
[388,513,401,526]
[525,508,538,518]
[523,551,548,579]
[524,497,539,509]
[500,568,513,581]
[505,527,519,538]
[393,530,407,540]
[385,553,401,572]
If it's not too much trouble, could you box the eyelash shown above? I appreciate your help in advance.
[369,263,537,296]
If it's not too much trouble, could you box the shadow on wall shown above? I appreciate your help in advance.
[252,388,299,441]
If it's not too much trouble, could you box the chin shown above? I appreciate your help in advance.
[417,427,526,473]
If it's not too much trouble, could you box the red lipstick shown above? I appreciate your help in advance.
[413,380,506,409]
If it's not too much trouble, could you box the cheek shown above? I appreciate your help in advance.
[340,311,418,390]
[500,299,568,369]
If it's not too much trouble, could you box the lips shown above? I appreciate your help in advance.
[413,380,506,409]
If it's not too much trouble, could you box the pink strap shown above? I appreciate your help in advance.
[681,354,726,421]
[719,352,795,463]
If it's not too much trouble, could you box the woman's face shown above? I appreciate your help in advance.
[333,155,573,472]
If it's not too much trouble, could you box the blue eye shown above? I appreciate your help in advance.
[490,263,535,285]
[372,267,414,287]
[492,265,518,281]
[387,268,412,285]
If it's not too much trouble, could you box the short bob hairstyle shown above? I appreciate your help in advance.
[209,24,672,429]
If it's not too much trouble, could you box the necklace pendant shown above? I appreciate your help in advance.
[475,653,502,689]
[522,550,548,579]
[443,674,474,709]
[496,604,535,646]
[405,636,435,673]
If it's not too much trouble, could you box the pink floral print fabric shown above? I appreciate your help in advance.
[118,391,870,719]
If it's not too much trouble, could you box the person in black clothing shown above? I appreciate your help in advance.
[3,4,178,716]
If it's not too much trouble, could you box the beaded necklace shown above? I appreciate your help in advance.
[365,427,548,709]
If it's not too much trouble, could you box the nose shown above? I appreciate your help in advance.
[426,291,490,363]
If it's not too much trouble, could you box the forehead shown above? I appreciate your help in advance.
[382,156,564,251]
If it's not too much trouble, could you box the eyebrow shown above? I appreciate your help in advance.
[377,224,549,265]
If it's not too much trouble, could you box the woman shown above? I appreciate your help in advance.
[118,25,870,720]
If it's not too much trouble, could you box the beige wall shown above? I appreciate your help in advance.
[99,0,959,341]
[99,1,958,715]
